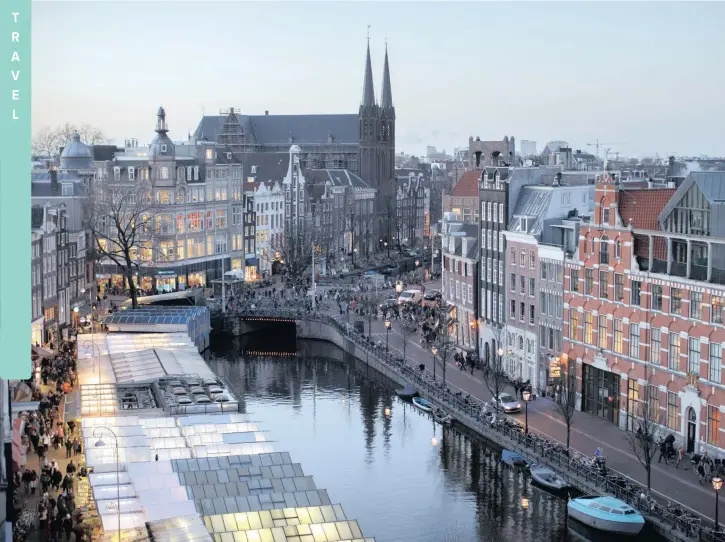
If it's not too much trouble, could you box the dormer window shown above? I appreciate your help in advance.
[113,167,120,181]
[128,167,135,181]
[519,217,528,232]
[251,165,258,174]
[61,183,73,196]
[226,152,232,160]
[205,149,214,160]
[161,144,167,153]
[193,166,199,181]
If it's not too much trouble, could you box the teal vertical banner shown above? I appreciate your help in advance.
[0,0,31,379]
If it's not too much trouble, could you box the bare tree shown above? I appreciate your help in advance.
[358,294,383,339]
[398,316,417,363]
[482,326,508,405]
[271,226,315,284]
[432,311,456,387]
[623,380,668,490]
[84,182,156,309]
[33,123,109,157]
[552,367,579,449]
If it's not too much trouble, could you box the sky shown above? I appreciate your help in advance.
[33,1,725,158]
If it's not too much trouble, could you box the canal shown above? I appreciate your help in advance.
[205,335,665,542]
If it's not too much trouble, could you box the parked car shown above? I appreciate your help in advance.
[379,297,398,312]
[491,393,522,413]
[398,289,423,305]
[422,290,442,307]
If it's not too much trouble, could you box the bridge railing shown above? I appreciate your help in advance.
[234,309,721,542]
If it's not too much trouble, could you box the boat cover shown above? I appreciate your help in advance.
[397,384,418,396]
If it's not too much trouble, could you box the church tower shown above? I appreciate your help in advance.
[358,38,380,194]
[379,43,395,201]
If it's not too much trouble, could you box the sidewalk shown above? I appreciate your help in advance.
[328,297,725,523]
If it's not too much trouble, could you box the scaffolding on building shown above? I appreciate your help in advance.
[217,107,247,150]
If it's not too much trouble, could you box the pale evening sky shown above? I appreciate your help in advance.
[33,1,725,158]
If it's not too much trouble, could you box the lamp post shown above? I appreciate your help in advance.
[385,319,391,352]
[432,346,438,379]
[94,426,121,539]
[713,476,723,532]
[522,389,531,434]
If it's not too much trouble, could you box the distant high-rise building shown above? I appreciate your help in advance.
[426,146,438,158]
[520,140,537,157]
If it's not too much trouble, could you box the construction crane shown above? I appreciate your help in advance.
[586,139,623,158]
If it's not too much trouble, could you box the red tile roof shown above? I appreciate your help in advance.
[449,170,480,197]
[618,188,676,230]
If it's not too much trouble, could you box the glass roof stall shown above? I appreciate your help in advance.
[104,306,211,352]
[146,515,213,542]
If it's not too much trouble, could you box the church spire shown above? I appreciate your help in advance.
[380,41,393,109]
[361,30,376,107]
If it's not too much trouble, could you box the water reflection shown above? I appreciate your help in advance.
[204,339,662,542]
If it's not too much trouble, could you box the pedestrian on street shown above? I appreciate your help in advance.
[698,458,707,484]
[64,438,72,458]
[658,441,669,464]
[676,446,686,469]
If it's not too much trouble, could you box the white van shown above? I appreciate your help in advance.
[398,289,423,305]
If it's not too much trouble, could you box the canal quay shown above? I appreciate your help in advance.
[227,309,713,542]
[71,306,375,542]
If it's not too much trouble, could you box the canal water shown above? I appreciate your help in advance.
[205,335,664,542]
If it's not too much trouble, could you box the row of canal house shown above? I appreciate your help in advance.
[564,170,725,455]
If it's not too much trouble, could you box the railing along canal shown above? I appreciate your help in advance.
[236,308,723,542]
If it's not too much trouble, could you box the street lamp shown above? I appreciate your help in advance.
[431,434,438,446]
[432,346,438,379]
[521,497,530,510]
[384,407,391,417]
[385,319,391,351]
[94,426,121,538]
[713,476,723,531]
[522,389,531,434]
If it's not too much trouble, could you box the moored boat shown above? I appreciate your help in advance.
[412,396,433,413]
[432,408,454,425]
[501,449,530,467]
[395,384,419,400]
[530,463,569,491]
[567,496,644,536]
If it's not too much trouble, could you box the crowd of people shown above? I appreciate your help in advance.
[15,341,90,542]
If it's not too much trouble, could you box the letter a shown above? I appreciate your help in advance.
[11,51,20,62]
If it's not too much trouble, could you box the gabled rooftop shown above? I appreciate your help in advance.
[449,170,479,198]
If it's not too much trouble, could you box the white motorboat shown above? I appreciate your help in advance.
[529,463,568,491]
[567,496,645,536]
[412,397,433,413]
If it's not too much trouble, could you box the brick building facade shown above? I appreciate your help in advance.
[564,171,725,455]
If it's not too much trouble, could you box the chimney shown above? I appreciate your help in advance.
[647,179,653,189]
[50,167,58,196]
[667,180,676,188]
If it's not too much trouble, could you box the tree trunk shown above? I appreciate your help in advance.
[403,337,407,362]
[646,464,651,490]
[127,269,139,309]
[124,251,139,309]
[566,425,571,449]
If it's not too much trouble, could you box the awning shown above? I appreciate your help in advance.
[31,344,54,358]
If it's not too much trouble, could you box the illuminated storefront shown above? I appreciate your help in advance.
[155,271,177,293]
[231,258,243,270]
[187,272,206,288]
